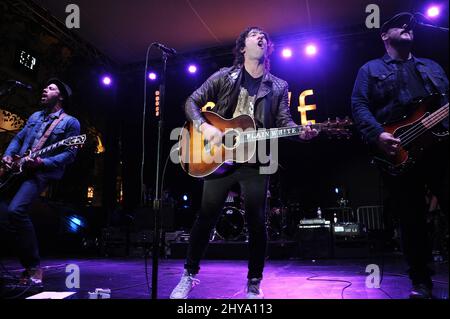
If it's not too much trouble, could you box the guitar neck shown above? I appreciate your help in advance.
[242,124,322,143]
[29,140,65,159]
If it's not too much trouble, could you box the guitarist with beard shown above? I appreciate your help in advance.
[351,13,449,298]
[0,78,80,287]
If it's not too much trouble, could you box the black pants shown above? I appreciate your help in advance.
[0,174,48,269]
[185,165,269,279]
[382,141,449,287]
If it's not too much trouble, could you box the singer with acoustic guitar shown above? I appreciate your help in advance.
[169,26,323,299]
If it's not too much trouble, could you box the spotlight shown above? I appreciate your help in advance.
[281,48,292,58]
[183,195,188,201]
[426,6,440,18]
[148,72,157,80]
[101,76,112,86]
[335,188,339,194]
[305,44,317,56]
[188,65,197,74]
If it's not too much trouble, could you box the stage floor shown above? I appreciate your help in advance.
[1,255,448,299]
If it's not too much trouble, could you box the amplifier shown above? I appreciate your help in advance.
[296,221,333,259]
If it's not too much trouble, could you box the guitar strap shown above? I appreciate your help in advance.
[32,113,67,152]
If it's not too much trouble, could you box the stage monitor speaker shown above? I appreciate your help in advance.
[296,222,333,259]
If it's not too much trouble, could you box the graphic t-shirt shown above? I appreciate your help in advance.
[233,68,263,118]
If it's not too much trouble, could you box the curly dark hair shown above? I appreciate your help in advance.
[233,26,274,70]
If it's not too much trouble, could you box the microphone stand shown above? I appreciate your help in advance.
[416,21,449,32]
[151,51,168,299]
[413,13,449,32]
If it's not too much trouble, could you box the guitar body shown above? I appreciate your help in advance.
[0,154,27,192]
[179,111,257,178]
[372,95,449,175]
[0,134,86,192]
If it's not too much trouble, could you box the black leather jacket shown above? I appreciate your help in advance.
[185,66,296,130]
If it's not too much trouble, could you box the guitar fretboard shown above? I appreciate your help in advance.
[30,141,65,159]
[241,124,323,143]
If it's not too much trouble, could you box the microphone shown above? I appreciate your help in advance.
[402,15,416,31]
[411,12,449,32]
[7,80,33,90]
[154,43,177,55]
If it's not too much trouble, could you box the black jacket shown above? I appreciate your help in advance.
[351,54,449,144]
[185,66,296,130]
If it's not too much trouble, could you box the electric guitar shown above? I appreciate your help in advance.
[371,94,448,176]
[0,134,86,190]
[178,112,352,178]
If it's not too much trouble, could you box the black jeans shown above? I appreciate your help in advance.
[185,165,269,279]
[382,141,448,287]
[0,174,48,269]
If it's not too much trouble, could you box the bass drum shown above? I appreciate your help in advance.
[215,206,246,241]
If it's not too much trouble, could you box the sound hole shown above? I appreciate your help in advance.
[223,129,239,149]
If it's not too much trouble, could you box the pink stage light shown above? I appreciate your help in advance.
[427,6,440,18]
[187,65,198,74]
[281,48,293,58]
[101,76,112,86]
[305,44,317,56]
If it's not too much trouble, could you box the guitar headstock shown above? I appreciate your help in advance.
[62,134,87,148]
[320,117,353,139]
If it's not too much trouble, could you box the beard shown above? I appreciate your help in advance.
[389,32,414,48]
[39,96,58,110]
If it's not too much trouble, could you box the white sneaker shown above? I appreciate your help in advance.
[170,270,200,299]
[246,278,264,299]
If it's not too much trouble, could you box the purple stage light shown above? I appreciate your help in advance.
[188,65,198,74]
[148,72,157,80]
[305,44,317,56]
[101,76,112,86]
[427,6,440,17]
[281,48,293,58]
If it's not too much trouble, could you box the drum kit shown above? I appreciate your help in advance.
[210,189,288,242]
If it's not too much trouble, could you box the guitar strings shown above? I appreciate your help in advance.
[396,106,448,147]
[399,107,448,147]
[398,106,447,144]
[400,109,447,147]
[396,105,447,142]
